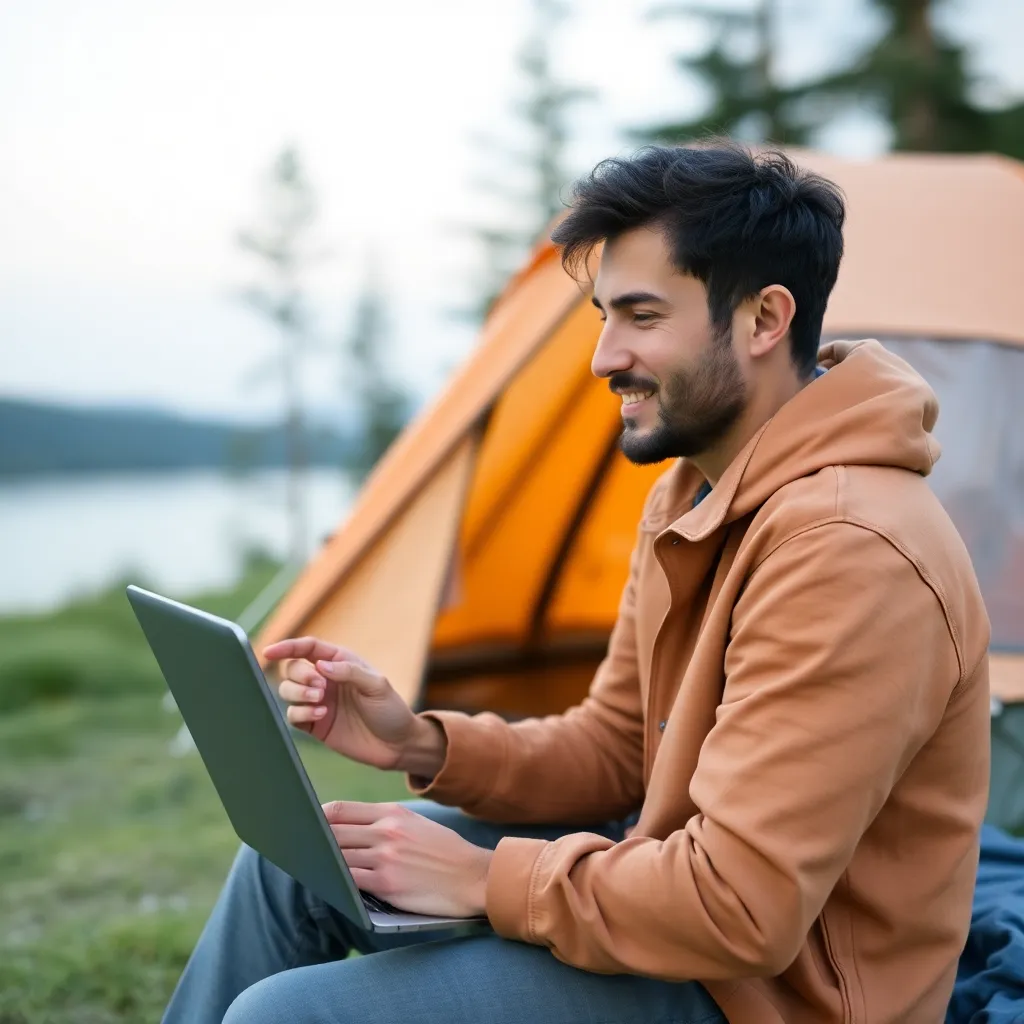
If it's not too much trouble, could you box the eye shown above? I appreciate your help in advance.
[633,312,656,324]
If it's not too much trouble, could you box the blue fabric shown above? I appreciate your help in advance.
[163,792,1024,1021]
[164,801,725,1024]
[948,825,1024,1023]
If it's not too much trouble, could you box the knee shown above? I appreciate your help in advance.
[221,974,288,1024]
[222,969,352,1024]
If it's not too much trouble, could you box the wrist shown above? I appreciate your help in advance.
[400,714,448,781]
[464,846,493,917]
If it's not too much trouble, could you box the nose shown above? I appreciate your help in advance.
[591,322,633,380]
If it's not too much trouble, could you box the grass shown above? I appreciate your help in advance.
[0,561,407,1024]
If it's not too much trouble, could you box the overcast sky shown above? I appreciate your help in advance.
[2,0,1022,422]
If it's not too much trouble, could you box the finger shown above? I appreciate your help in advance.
[348,867,376,892]
[339,847,378,869]
[278,680,324,705]
[330,824,377,849]
[286,704,328,726]
[316,660,389,697]
[322,800,397,825]
[263,637,342,665]
[285,660,324,688]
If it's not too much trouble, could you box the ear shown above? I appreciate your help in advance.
[751,285,796,358]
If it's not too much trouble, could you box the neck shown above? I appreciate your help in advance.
[690,370,811,487]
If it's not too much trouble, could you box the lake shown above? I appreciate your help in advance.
[0,469,356,614]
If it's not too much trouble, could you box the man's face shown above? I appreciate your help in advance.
[590,225,748,466]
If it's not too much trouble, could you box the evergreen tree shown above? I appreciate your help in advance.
[237,146,322,565]
[638,0,1024,158]
[799,0,1000,153]
[987,102,1024,161]
[342,272,410,479]
[634,0,811,145]
[466,0,593,318]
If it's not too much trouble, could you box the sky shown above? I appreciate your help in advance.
[2,0,1022,423]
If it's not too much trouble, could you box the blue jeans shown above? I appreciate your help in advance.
[163,800,725,1024]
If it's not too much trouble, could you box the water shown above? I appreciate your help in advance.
[0,469,356,614]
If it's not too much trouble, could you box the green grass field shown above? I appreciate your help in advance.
[0,562,407,1024]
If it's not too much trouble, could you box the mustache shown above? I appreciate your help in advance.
[608,372,659,395]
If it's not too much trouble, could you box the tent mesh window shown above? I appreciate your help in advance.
[858,337,1024,653]
[831,336,1024,833]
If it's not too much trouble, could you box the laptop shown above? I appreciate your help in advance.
[126,584,487,935]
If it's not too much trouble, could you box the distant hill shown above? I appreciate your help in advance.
[0,398,358,476]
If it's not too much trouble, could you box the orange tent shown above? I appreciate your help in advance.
[257,150,1024,726]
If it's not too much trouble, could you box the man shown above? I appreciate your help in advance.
[164,142,990,1024]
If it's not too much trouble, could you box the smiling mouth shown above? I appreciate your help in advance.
[620,390,655,411]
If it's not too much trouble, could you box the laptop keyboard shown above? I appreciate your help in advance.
[359,890,404,915]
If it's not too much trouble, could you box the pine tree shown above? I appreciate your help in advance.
[987,102,1024,161]
[799,0,995,152]
[466,0,593,318]
[342,271,410,479]
[638,0,1024,158]
[237,146,321,565]
[634,0,811,145]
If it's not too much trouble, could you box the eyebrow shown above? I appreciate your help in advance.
[591,290,668,312]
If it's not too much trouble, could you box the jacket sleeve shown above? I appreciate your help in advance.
[482,522,971,979]
[406,527,648,825]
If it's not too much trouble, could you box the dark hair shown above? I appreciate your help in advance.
[551,141,845,377]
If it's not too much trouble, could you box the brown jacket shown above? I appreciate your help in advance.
[414,339,991,1024]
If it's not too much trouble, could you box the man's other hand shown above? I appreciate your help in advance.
[323,801,492,919]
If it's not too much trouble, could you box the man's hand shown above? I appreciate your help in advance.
[323,801,492,919]
[263,636,447,777]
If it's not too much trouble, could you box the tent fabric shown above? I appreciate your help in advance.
[793,151,1024,348]
[256,149,1024,715]
[288,432,480,706]
[259,248,578,636]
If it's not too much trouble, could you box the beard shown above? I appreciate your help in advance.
[618,331,748,466]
